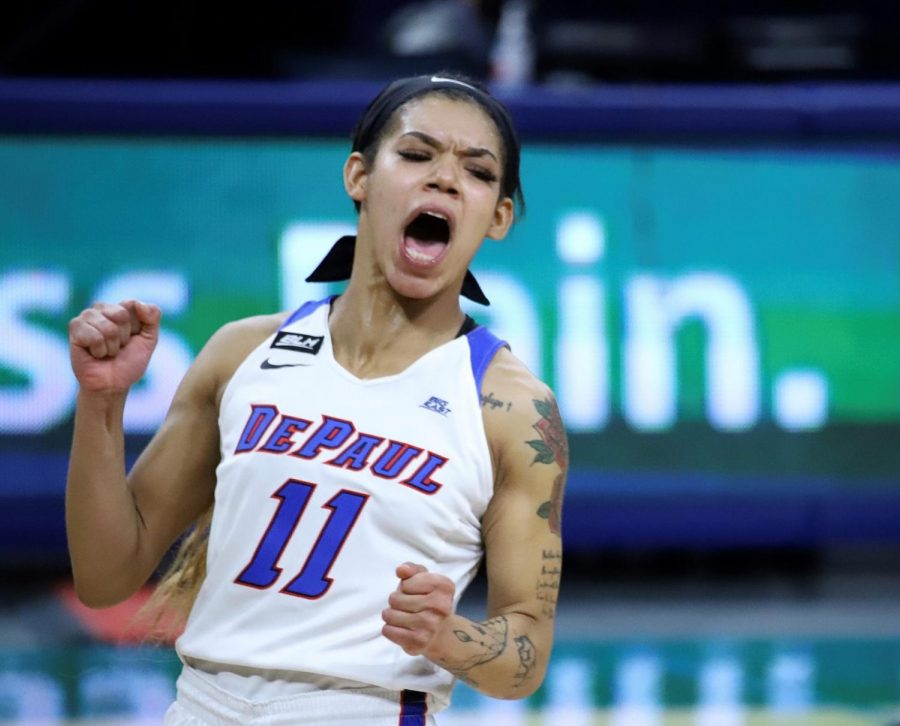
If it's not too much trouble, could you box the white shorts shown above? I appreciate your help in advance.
[164,666,438,725]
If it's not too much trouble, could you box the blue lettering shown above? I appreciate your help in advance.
[293,416,355,459]
[401,452,447,494]
[371,441,423,479]
[235,404,278,453]
[261,415,312,453]
[327,433,385,470]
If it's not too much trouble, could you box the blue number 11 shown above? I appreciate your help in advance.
[235,479,369,599]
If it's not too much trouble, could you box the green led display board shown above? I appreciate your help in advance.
[0,137,898,508]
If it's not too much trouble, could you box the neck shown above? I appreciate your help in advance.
[328,278,466,379]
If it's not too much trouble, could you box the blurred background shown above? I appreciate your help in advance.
[1,1,900,724]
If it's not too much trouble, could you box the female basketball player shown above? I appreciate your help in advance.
[66,73,566,724]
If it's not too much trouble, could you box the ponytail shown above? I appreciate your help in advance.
[138,505,213,642]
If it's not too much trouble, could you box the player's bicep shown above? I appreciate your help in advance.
[483,479,563,627]
[125,334,226,563]
[482,387,567,629]
[128,377,219,554]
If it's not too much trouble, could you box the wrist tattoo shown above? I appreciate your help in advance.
[446,667,480,688]
[439,616,508,686]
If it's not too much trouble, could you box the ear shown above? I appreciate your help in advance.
[344,152,368,203]
[485,196,514,241]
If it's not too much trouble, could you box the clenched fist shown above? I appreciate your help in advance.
[382,562,456,658]
[68,300,161,394]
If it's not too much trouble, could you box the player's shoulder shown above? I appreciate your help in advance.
[187,311,290,398]
[480,346,559,451]
[482,346,554,411]
[210,312,289,348]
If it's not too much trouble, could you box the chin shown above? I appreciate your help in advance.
[387,273,446,302]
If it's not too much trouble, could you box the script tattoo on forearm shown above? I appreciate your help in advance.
[441,615,509,686]
[537,549,562,618]
[512,635,537,688]
[527,397,568,535]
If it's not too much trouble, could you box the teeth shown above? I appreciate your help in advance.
[406,247,434,262]
[423,210,448,221]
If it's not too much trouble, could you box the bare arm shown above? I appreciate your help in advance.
[66,301,281,607]
[381,350,566,698]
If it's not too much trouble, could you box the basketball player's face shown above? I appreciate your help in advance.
[345,95,514,302]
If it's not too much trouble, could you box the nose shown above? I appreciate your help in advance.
[425,158,459,196]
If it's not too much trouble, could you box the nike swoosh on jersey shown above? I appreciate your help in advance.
[260,358,310,370]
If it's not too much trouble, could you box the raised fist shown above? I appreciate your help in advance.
[68,300,161,394]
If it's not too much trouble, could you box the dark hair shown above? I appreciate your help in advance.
[350,72,525,217]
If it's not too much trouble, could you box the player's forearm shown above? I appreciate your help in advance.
[65,391,146,606]
[425,612,547,699]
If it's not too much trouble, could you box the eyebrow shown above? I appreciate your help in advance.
[400,131,498,163]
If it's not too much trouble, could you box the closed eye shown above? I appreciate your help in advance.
[398,149,430,162]
[468,167,497,183]
[399,148,497,183]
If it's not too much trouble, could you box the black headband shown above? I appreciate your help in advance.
[306,235,490,305]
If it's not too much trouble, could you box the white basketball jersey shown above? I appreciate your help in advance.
[176,297,505,710]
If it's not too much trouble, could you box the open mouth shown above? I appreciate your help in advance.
[402,211,451,264]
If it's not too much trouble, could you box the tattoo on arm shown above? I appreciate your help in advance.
[536,549,562,618]
[480,391,512,412]
[528,397,568,535]
[445,668,480,688]
[512,635,537,688]
[440,617,539,691]
[440,615,509,685]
